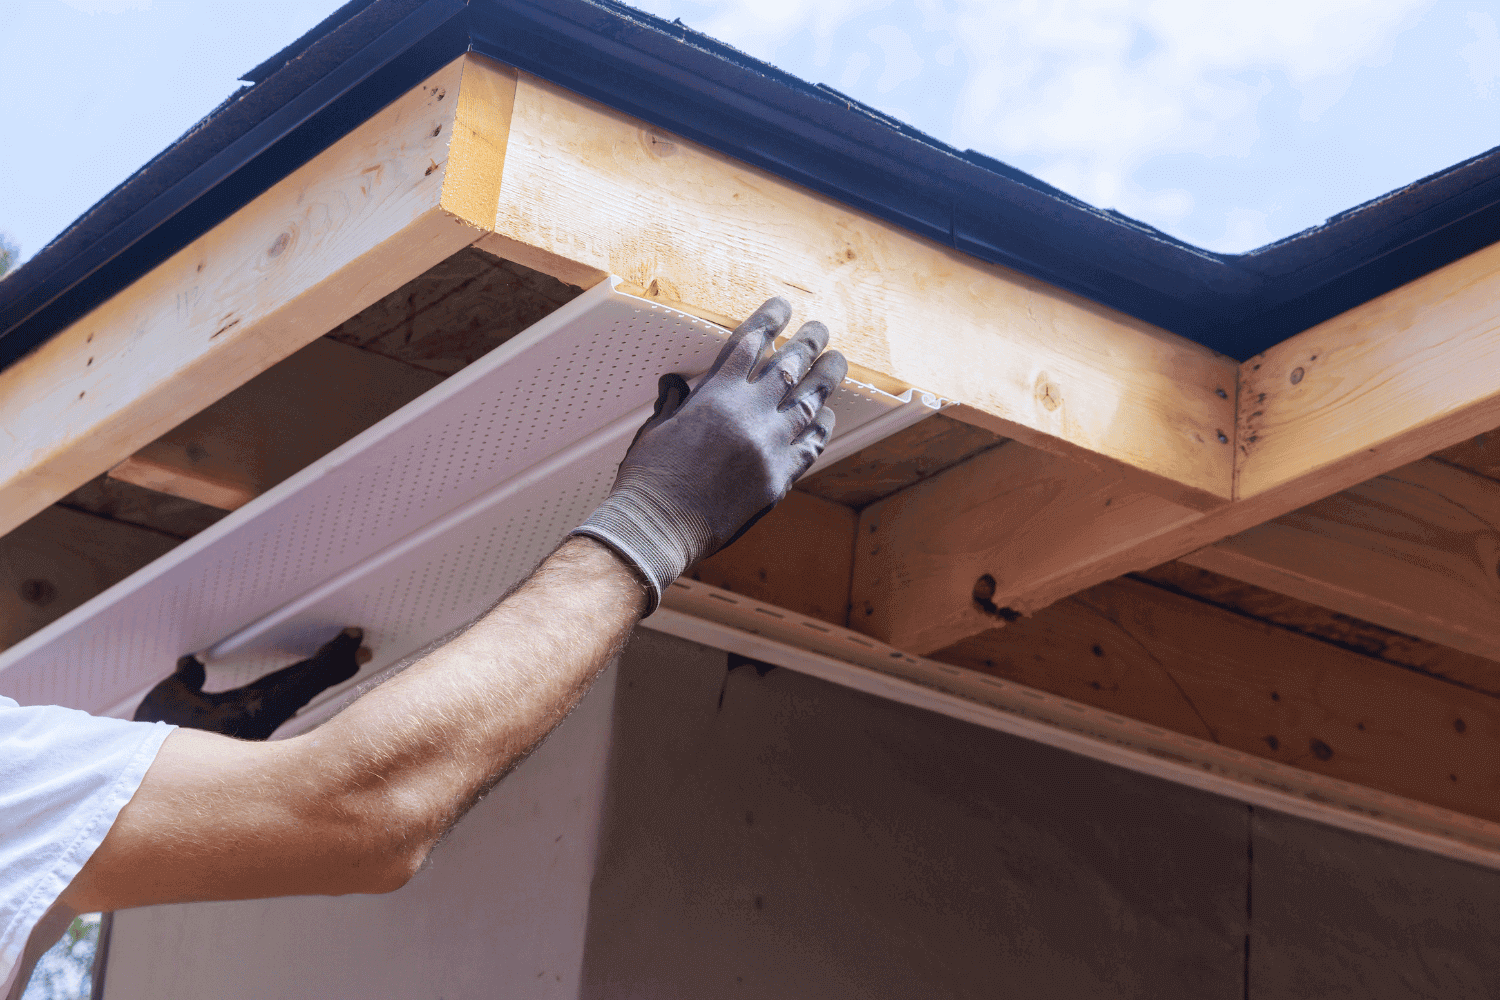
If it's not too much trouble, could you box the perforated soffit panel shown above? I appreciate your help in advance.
[0,280,938,721]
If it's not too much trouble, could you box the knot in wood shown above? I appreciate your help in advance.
[973,574,997,603]
[1036,377,1062,412]
[19,578,57,607]
[1289,366,1304,385]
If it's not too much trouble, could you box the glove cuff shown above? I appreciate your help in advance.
[572,472,712,614]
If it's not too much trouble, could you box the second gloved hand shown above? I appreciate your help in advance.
[573,297,848,612]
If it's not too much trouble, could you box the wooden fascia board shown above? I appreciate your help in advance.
[0,54,515,539]
[1237,238,1500,507]
[482,71,1239,510]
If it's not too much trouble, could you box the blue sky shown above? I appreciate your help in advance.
[2,0,1498,268]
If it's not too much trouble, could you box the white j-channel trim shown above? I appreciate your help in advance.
[647,579,1500,873]
[804,387,942,475]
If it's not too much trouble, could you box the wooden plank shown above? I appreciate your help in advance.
[930,576,1500,824]
[0,506,178,652]
[0,54,517,539]
[1238,238,1500,506]
[847,417,1500,659]
[486,72,1238,508]
[59,473,227,541]
[689,490,857,627]
[1137,561,1500,698]
[849,440,1202,654]
[794,412,1004,509]
[107,338,442,510]
[1184,457,1500,666]
[1432,427,1500,482]
[331,246,582,375]
[847,239,1500,655]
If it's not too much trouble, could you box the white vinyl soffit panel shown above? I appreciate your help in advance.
[0,279,939,718]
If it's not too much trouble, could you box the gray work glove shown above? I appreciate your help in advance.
[573,297,848,612]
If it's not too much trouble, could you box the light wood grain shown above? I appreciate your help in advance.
[795,412,1003,509]
[0,54,516,539]
[106,338,442,509]
[336,245,582,375]
[1433,427,1500,482]
[932,576,1500,823]
[1137,561,1500,697]
[1239,238,1500,504]
[0,506,178,652]
[1185,457,1500,664]
[690,490,857,627]
[850,440,1203,653]
[491,72,1237,507]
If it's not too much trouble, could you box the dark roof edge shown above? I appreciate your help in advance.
[3,0,1498,373]
[0,0,468,371]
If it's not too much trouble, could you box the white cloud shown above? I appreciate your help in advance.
[933,0,1432,219]
[623,0,1441,249]
[1208,207,1275,253]
[868,23,924,92]
[1461,11,1500,98]
[839,50,872,89]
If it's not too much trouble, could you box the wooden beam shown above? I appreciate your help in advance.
[689,490,857,628]
[850,440,1202,654]
[1433,428,1500,481]
[794,412,1004,509]
[1182,457,1500,664]
[1137,561,1500,698]
[930,575,1500,824]
[482,72,1238,509]
[848,234,1500,655]
[1238,238,1500,507]
[58,473,227,541]
[1,506,178,652]
[0,54,517,538]
[107,338,442,510]
[333,245,583,376]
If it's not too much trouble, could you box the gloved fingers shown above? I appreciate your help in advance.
[792,403,837,452]
[702,297,791,384]
[779,348,848,433]
[630,372,691,448]
[174,654,207,693]
[788,404,837,479]
[755,320,829,397]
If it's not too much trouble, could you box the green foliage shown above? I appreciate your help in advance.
[0,232,18,278]
[21,914,99,1000]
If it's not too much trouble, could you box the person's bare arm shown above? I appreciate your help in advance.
[60,297,845,913]
[62,537,645,912]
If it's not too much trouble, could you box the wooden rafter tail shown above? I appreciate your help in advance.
[848,438,1202,654]
[0,53,516,540]
[1237,239,1500,509]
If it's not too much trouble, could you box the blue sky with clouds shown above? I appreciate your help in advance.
[2,0,1498,267]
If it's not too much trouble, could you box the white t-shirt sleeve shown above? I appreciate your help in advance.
[0,696,173,997]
